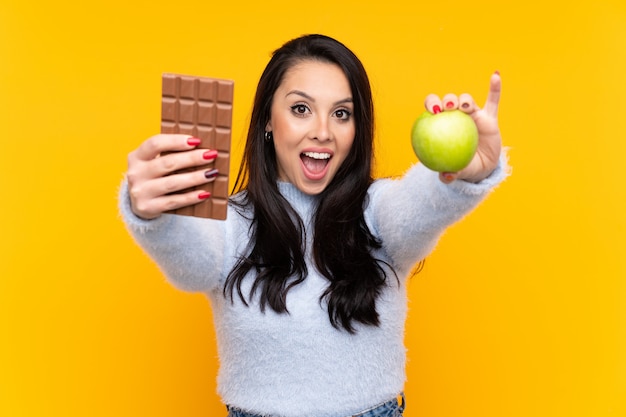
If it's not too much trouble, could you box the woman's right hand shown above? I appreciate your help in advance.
[126,134,219,220]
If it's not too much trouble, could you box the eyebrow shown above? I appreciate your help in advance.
[286,90,353,105]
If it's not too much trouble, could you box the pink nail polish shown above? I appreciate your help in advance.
[187,137,201,146]
[445,101,454,109]
[198,191,211,200]
[203,150,218,160]
[433,105,442,114]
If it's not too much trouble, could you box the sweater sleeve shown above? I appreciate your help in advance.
[368,152,510,274]
[118,178,227,292]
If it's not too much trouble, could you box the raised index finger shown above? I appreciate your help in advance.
[482,72,502,117]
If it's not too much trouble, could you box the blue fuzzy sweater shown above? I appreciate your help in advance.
[119,157,508,417]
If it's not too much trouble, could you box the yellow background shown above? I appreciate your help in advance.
[1,0,625,416]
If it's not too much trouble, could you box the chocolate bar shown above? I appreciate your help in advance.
[160,73,234,220]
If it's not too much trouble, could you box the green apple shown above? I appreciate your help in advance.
[411,110,479,172]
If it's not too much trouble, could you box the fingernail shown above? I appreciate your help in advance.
[203,150,218,160]
[494,70,500,75]
[442,173,455,182]
[433,105,442,114]
[204,168,219,179]
[461,102,470,109]
[445,101,455,109]
[187,137,201,146]
[198,191,211,200]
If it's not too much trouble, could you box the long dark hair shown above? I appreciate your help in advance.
[226,34,392,333]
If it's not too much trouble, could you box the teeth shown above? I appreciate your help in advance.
[302,151,331,160]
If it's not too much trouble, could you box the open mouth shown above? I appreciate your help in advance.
[300,151,331,179]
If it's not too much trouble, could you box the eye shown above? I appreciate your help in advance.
[334,108,352,121]
[290,104,310,116]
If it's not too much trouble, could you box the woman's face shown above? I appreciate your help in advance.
[266,60,355,195]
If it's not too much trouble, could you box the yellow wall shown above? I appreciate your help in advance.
[1,0,625,416]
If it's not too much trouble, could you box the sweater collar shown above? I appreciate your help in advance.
[277,181,319,212]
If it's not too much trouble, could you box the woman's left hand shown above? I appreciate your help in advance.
[424,72,502,184]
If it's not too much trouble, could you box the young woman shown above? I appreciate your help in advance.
[120,34,508,417]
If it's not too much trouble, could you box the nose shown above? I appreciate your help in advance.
[310,115,331,142]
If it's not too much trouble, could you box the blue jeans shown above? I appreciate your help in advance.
[226,393,405,417]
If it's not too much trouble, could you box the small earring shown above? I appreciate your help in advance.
[264,131,273,142]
